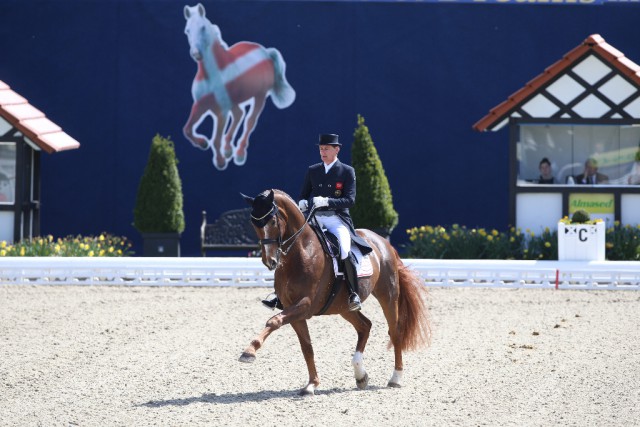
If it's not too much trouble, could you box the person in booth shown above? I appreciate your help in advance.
[262,133,372,312]
[574,157,609,185]
[537,157,555,184]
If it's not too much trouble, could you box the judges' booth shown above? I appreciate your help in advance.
[0,80,80,243]
[474,34,640,233]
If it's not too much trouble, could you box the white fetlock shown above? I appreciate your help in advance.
[388,369,403,388]
[300,383,316,396]
[351,351,367,381]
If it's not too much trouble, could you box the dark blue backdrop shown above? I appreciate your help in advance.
[0,0,638,255]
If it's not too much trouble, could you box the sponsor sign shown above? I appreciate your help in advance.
[568,193,615,225]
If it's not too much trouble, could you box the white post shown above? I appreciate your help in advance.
[557,221,606,261]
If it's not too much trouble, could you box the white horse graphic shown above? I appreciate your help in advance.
[183,3,296,170]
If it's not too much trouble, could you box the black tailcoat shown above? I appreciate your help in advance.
[300,160,372,256]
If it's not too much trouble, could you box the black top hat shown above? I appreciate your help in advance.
[318,133,341,146]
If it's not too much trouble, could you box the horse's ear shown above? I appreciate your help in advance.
[183,5,191,19]
[267,190,275,204]
[197,3,205,17]
[240,193,254,206]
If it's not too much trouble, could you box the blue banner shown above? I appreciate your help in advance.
[275,0,639,4]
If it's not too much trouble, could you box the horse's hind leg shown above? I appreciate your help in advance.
[388,343,403,388]
[234,94,266,166]
[290,319,320,396]
[378,298,404,388]
[340,311,372,390]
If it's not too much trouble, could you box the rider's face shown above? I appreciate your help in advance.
[319,145,339,165]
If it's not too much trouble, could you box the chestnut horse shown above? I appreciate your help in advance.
[239,189,431,396]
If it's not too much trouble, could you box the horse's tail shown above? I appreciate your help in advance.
[267,47,296,109]
[393,248,431,352]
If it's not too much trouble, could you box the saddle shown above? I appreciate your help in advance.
[309,216,340,258]
[308,216,373,278]
[308,216,373,316]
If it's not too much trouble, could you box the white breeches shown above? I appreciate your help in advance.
[316,215,351,260]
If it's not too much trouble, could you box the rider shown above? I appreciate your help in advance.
[262,133,372,311]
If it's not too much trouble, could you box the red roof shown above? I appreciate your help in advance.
[0,80,80,153]
[473,34,640,132]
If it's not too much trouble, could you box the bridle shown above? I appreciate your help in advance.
[251,202,316,262]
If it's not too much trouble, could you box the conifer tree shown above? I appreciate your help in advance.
[350,115,398,235]
[133,134,185,234]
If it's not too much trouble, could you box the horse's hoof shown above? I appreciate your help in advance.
[387,381,402,388]
[299,386,315,396]
[212,156,229,171]
[238,352,256,363]
[234,152,247,166]
[356,373,369,390]
[192,139,208,150]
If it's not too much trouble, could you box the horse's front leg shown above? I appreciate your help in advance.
[239,297,312,363]
[238,314,280,363]
[290,319,320,396]
[211,109,230,170]
[183,96,214,150]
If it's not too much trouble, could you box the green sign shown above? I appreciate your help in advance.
[569,193,615,224]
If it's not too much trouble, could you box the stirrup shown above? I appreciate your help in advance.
[348,293,362,312]
[261,293,283,310]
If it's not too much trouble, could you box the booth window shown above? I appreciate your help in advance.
[0,142,16,204]
[517,124,640,186]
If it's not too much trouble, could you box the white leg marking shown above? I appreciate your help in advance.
[389,369,403,386]
[301,383,316,396]
[351,351,366,380]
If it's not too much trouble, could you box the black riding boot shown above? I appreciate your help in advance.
[262,292,283,310]
[343,255,362,311]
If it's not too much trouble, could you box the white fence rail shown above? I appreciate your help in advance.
[408,259,640,290]
[0,257,639,290]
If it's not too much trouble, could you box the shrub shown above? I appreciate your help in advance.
[570,209,590,224]
[605,222,640,260]
[133,134,185,234]
[559,211,602,226]
[404,223,639,261]
[350,115,398,234]
[522,227,558,260]
[405,225,526,259]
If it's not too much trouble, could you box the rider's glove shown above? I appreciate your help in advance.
[298,199,309,212]
[313,196,329,208]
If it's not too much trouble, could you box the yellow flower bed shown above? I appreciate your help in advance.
[0,234,133,257]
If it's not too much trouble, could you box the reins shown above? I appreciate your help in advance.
[279,206,317,256]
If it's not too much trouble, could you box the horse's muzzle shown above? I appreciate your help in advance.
[262,257,277,271]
